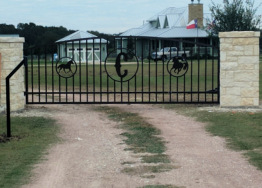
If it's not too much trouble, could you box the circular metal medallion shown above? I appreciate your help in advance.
[56,57,77,78]
[105,49,139,82]
[167,56,189,77]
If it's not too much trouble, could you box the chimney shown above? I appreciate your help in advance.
[188,1,203,28]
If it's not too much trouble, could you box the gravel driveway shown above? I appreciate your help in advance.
[20,104,262,188]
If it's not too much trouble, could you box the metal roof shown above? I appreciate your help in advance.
[121,6,209,38]
[56,31,107,43]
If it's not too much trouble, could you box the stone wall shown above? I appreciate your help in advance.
[219,31,260,107]
[0,37,25,112]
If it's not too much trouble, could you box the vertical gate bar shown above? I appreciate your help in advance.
[169,41,172,102]
[128,80,130,103]
[106,39,109,102]
[169,74,172,102]
[114,80,116,102]
[59,76,61,102]
[121,78,123,102]
[86,39,89,102]
[66,78,68,102]
[38,52,40,102]
[197,44,200,102]
[183,44,186,102]
[51,50,54,103]
[217,48,220,103]
[120,37,123,102]
[205,47,207,102]
[107,75,109,102]
[93,39,95,102]
[155,39,158,102]
[176,42,179,102]
[135,75,137,102]
[190,46,193,102]
[64,42,67,103]
[141,39,144,102]
[44,47,47,103]
[162,41,165,102]
[176,77,178,102]
[25,57,28,104]
[99,38,102,102]
[72,41,75,103]
[113,37,116,102]
[79,40,82,102]
[31,48,34,103]
[148,40,151,102]
[184,75,186,102]
[212,46,215,102]
[134,38,137,102]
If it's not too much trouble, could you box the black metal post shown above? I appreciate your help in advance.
[6,58,25,137]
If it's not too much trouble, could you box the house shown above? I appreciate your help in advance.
[119,1,215,58]
[56,31,108,62]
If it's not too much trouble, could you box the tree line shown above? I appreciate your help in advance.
[0,22,114,53]
[0,23,77,49]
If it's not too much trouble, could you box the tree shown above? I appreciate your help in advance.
[0,24,17,34]
[208,0,261,35]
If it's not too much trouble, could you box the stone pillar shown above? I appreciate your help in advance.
[0,37,25,112]
[219,31,260,107]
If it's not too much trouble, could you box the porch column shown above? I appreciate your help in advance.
[0,37,25,112]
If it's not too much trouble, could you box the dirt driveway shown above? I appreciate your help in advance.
[20,104,262,188]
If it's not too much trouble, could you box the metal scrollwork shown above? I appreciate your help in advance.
[56,57,77,78]
[167,56,189,77]
[105,49,139,82]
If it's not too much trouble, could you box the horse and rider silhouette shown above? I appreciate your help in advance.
[57,60,74,74]
[170,56,188,74]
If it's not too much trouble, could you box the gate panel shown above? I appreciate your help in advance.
[25,36,219,104]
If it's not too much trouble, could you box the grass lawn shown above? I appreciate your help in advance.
[194,110,262,170]
[161,103,262,171]
[0,115,59,188]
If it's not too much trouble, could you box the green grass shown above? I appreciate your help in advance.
[0,115,59,188]
[96,106,166,154]
[162,104,262,171]
[196,111,262,170]
[95,106,176,177]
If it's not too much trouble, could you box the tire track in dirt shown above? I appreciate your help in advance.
[114,104,262,188]
[21,104,262,188]
[21,105,152,188]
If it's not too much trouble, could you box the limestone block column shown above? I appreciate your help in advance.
[0,37,25,112]
[219,31,260,107]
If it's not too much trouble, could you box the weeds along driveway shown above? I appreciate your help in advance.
[20,104,262,188]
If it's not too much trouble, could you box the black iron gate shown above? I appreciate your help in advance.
[24,36,220,104]
[6,36,219,137]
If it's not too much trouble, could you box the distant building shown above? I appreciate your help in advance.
[119,2,215,58]
[56,31,108,62]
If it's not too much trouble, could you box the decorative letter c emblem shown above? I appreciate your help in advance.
[114,52,128,78]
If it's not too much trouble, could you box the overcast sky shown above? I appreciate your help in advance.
[0,0,261,34]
